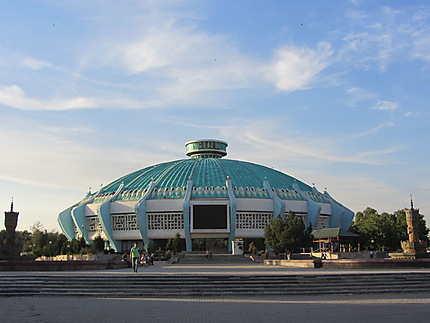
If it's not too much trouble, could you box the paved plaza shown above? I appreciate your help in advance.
[1,293,430,323]
[1,261,430,322]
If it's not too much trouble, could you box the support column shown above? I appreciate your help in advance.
[226,176,237,252]
[182,179,193,251]
[293,183,321,230]
[71,204,90,243]
[58,204,79,241]
[323,191,354,230]
[60,189,101,243]
[97,183,124,252]
[263,179,286,218]
[135,181,156,251]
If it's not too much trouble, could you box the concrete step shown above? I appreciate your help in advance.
[1,272,430,298]
[177,253,254,264]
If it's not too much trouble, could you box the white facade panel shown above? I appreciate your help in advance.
[318,203,332,215]
[235,229,265,238]
[112,231,142,240]
[147,199,183,212]
[110,201,136,214]
[283,200,307,213]
[85,203,101,216]
[236,198,274,212]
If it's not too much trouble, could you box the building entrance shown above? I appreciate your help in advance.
[192,238,228,251]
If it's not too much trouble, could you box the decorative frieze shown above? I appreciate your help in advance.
[112,214,139,231]
[236,212,272,230]
[147,213,184,230]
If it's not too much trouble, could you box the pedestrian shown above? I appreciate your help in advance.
[130,243,140,273]
[150,253,154,265]
[140,254,146,267]
[322,251,327,260]
[122,253,131,268]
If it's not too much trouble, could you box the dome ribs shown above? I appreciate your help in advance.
[192,158,226,188]
[191,159,228,198]
[83,158,323,203]
[157,159,194,190]
[152,159,195,199]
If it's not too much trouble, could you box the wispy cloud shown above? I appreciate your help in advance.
[265,42,333,92]
[372,99,399,110]
[0,47,53,70]
[0,85,102,110]
[0,26,335,112]
[221,118,398,166]
[412,34,430,61]
[114,25,222,74]
[0,120,169,190]
[0,84,164,110]
[81,21,261,106]
[307,172,405,213]
[348,122,395,139]
[341,5,430,70]
[161,117,224,129]
[20,57,52,70]
[346,87,377,107]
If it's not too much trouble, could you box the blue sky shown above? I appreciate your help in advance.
[1,0,429,232]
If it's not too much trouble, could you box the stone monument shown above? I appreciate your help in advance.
[390,197,428,259]
[3,199,20,257]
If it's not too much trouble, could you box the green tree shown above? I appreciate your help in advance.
[171,232,183,254]
[351,207,429,251]
[70,236,88,254]
[26,223,69,257]
[165,238,173,252]
[31,229,48,256]
[90,235,105,254]
[0,230,5,256]
[393,209,429,242]
[264,212,311,256]
[14,230,31,254]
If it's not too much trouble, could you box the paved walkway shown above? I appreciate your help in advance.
[2,260,430,276]
[1,293,430,322]
[1,261,430,322]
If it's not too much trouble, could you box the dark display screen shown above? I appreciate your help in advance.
[193,205,228,229]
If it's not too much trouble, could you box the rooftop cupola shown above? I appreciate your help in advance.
[185,139,228,159]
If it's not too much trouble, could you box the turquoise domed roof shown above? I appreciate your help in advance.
[87,159,327,204]
[58,139,354,252]
[79,139,329,205]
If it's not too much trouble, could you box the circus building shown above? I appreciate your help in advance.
[58,139,354,252]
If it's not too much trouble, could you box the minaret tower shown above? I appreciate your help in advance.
[398,195,427,258]
[4,198,20,257]
[405,195,420,244]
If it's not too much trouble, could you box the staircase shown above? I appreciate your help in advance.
[176,253,253,264]
[1,272,429,298]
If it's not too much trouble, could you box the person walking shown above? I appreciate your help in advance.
[130,243,141,273]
